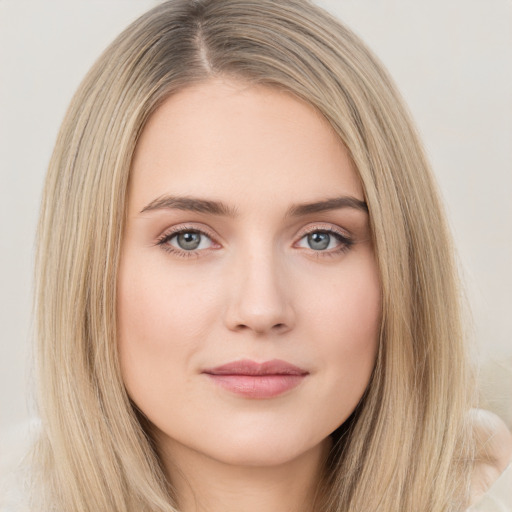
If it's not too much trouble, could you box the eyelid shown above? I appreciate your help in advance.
[296,222,351,239]
[155,223,222,258]
[292,222,354,257]
[156,223,219,243]
[155,221,354,258]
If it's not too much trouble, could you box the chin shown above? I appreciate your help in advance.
[202,431,329,468]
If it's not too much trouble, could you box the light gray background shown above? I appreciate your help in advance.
[1,0,511,434]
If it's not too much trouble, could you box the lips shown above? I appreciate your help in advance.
[203,358,308,376]
[202,359,309,398]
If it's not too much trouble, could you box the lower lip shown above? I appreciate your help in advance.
[204,374,307,398]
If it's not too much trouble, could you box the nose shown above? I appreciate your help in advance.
[223,249,296,336]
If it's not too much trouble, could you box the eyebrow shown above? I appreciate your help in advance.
[286,196,368,217]
[140,195,239,216]
[139,195,368,217]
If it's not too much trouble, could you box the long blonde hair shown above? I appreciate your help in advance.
[33,1,475,510]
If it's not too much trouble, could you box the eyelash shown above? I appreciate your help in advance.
[155,224,354,260]
[156,224,218,259]
[299,226,353,259]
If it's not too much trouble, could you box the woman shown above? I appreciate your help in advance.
[30,0,511,511]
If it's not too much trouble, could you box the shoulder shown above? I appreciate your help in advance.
[469,408,512,506]
[471,409,512,467]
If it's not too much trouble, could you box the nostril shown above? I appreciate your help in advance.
[234,322,287,333]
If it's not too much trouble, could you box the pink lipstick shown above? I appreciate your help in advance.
[202,359,308,399]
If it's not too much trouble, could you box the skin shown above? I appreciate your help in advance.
[115,76,512,510]
[117,77,381,512]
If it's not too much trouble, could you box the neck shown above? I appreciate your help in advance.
[158,437,332,512]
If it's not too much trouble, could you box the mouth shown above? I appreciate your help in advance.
[202,359,309,399]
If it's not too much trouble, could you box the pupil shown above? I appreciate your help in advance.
[308,232,330,250]
[177,232,201,250]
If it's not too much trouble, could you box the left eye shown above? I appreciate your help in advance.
[166,230,213,251]
[296,231,345,251]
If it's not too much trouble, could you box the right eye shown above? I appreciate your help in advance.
[169,230,212,251]
[157,227,218,258]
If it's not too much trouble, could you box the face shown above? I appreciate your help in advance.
[117,78,381,469]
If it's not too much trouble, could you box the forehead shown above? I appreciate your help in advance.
[129,78,363,213]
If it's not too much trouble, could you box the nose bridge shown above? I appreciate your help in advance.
[224,238,294,335]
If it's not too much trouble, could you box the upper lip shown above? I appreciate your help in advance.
[203,358,309,376]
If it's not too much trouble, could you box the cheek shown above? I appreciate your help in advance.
[310,254,381,349]
[116,256,214,405]
[305,255,381,424]
[117,253,216,343]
